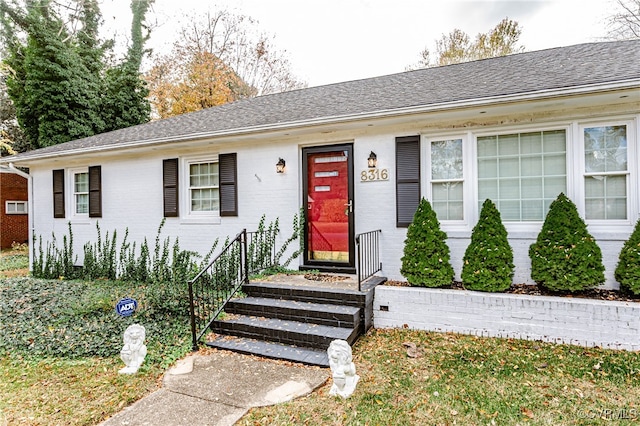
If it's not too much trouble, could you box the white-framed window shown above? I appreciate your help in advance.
[581,123,629,221]
[476,129,567,222]
[69,168,89,216]
[419,117,637,234]
[428,138,464,220]
[5,200,27,214]
[183,157,220,218]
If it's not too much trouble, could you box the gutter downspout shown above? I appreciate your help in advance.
[8,163,33,271]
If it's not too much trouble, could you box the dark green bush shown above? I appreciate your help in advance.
[529,193,604,292]
[615,219,640,296]
[82,222,118,280]
[462,199,514,292]
[32,222,76,279]
[401,198,454,287]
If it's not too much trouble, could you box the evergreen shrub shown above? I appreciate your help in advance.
[529,193,604,292]
[615,219,640,296]
[400,198,454,287]
[462,199,514,292]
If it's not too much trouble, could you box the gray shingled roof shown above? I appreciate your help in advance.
[4,40,640,162]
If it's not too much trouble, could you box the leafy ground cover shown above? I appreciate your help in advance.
[241,328,640,425]
[0,275,191,425]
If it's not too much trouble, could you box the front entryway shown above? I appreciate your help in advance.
[302,144,355,272]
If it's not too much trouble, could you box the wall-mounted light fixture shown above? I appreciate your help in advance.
[367,151,377,168]
[276,158,286,173]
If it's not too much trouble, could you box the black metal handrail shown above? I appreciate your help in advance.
[188,229,248,351]
[355,229,382,291]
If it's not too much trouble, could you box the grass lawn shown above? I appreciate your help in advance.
[0,355,164,425]
[241,328,640,425]
[2,249,640,425]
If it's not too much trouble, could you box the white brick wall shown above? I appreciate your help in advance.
[374,286,640,351]
[28,114,637,288]
[30,141,302,264]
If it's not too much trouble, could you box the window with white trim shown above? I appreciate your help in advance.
[188,160,220,215]
[6,201,27,214]
[430,138,464,220]
[73,170,89,215]
[477,130,567,221]
[583,124,628,220]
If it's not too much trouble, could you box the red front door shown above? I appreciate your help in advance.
[303,145,354,269]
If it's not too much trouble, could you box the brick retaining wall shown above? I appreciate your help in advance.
[374,286,640,351]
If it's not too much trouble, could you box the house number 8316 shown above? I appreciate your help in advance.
[361,168,389,182]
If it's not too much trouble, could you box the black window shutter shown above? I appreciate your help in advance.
[52,169,65,218]
[396,136,421,227]
[219,153,238,217]
[163,158,179,217]
[88,165,102,217]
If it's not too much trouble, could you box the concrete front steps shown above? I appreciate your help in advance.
[206,279,383,367]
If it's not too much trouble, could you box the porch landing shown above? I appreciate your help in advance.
[205,274,385,367]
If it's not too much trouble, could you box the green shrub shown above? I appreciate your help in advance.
[529,193,604,292]
[33,213,301,285]
[247,215,279,274]
[82,222,118,280]
[615,219,640,296]
[462,199,514,292]
[275,208,305,268]
[401,198,454,287]
[32,222,76,279]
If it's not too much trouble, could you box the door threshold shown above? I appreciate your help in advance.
[300,265,356,275]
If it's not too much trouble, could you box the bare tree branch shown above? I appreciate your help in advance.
[607,0,640,39]
[145,8,306,119]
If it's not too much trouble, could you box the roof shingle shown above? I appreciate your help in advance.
[4,40,640,162]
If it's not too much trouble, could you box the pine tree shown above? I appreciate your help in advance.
[0,0,152,149]
[1,1,105,147]
[462,199,514,291]
[102,0,151,131]
[615,219,640,295]
[0,66,29,154]
[400,198,454,287]
[529,193,605,292]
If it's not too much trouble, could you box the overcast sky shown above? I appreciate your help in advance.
[101,0,616,87]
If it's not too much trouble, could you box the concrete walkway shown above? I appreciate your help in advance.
[100,349,329,426]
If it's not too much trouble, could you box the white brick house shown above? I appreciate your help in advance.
[2,40,639,288]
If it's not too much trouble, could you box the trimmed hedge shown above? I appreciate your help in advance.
[615,219,640,296]
[401,198,454,287]
[529,193,604,292]
[462,199,514,292]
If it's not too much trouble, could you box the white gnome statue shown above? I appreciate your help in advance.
[327,339,359,398]
[119,324,147,374]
